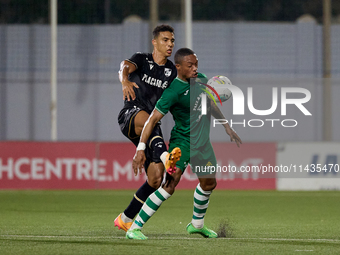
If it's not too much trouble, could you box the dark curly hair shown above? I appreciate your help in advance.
[174,48,195,64]
[152,24,174,38]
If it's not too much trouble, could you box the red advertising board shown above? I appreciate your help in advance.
[0,142,276,190]
[176,143,276,190]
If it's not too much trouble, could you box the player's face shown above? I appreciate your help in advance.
[177,54,198,81]
[153,31,175,57]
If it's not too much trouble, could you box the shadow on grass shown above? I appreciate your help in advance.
[0,237,162,247]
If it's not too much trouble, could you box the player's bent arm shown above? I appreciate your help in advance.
[210,100,242,147]
[118,60,136,82]
[139,109,165,145]
[118,60,139,101]
[210,100,230,130]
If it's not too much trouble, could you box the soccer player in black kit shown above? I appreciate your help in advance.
[115,25,181,232]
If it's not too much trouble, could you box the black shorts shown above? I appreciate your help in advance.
[118,105,164,171]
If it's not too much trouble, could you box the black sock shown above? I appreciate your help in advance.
[149,136,167,160]
[123,181,157,219]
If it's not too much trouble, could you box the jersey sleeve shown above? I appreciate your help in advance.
[126,52,144,69]
[155,88,178,116]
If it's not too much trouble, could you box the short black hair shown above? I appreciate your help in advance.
[174,48,195,64]
[152,24,174,38]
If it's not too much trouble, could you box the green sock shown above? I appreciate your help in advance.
[130,187,171,230]
[192,183,212,228]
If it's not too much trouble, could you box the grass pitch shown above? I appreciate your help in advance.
[0,190,339,254]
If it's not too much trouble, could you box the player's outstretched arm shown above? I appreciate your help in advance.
[118,60,139,101]
[132,109,165,175]
[210,101,242,147]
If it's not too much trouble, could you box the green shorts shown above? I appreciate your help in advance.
[168,138,217,177]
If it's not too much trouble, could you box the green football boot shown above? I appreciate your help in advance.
[186,223,218,238]
[126,229,148,240]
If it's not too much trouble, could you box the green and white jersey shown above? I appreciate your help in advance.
[155,73,211,149]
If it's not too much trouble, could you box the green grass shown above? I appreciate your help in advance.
[0,190,339,254]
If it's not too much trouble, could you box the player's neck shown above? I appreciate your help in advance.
[152,50,167,65]
[177,75,189,83]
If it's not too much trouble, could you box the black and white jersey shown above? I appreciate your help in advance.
[124,52,177,114]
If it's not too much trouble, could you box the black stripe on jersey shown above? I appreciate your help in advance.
[126,59,138,69]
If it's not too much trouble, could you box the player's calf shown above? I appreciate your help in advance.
[163,167,183,195]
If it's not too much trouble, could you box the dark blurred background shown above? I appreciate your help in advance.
[0,0,339,24]
[0,0,339,142]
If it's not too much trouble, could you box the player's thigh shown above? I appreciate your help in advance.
[192,142,217,181]
[134,110,149,136]
[196,143,217,191]
[117,106,141,145]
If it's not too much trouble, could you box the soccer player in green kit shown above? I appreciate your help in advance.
[127,48,242,240]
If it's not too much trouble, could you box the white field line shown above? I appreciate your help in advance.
[0,235,339,243]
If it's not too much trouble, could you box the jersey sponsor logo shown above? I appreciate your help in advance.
[164,68,172,77]
[141,74,168,89]
[149,64,154,70]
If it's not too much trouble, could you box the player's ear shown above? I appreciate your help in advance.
[152,38,157,47]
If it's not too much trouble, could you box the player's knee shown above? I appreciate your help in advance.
[149,135,167,158]
[200,179,217,191]
[147,174,163,189]
[147,163,164,188]
[148,178,162,189]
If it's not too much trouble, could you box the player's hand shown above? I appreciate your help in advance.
[132,150,146,176]
[225,127,242,148]
[122,80,139,101]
